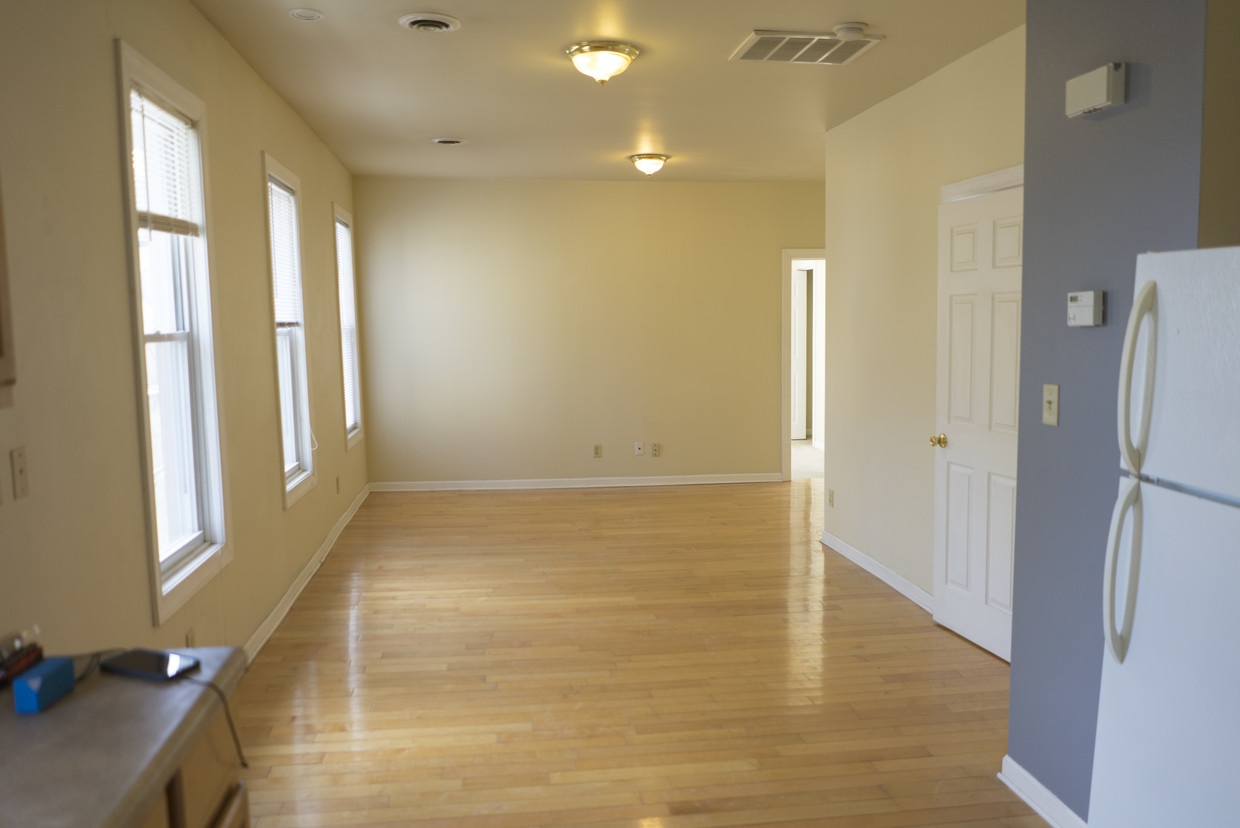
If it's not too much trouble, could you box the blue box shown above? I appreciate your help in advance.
[13,657,75,714]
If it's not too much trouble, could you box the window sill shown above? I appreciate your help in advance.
[155,541,228,625]
[346,427,363,451]
[284,469,316,509]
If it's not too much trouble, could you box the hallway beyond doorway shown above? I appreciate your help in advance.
[791,438,824,479]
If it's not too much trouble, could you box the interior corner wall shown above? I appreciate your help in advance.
[821,27,1025,591]
[1008,1,1207,818]
[0,0,367,653]
[355,178,823,486]
[1199,0,1240,249]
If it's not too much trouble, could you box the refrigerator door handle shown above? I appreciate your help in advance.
[1104,476,1143,664]
[1117,280,1158,474]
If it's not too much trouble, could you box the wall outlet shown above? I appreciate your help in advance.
[11,447,28,499]
[593,444,603,459]
[185,628,196,647]
[336,475,341,494]
[634,442,644,456]
[651,442,660,458]
[828,488,835,507]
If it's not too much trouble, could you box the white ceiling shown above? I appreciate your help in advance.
[189,0,1024,182]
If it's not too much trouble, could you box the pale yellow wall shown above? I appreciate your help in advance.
[0,0,366,652]
[1199,0,1240,248]
[822,27,1025,591]
[356,178,823,484]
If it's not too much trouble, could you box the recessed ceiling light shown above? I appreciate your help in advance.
[399,13,462,33]
[433,138,466,145]
[288,8,324,22]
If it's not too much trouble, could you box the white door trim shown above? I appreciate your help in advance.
[791,269,808,441]
[782,249,827,481]
[940,164,1025,204]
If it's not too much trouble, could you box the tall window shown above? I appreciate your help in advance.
[264,155,315,506]
[333,205,363,446]
[120,42,228,623]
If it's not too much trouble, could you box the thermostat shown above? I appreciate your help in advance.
[1066,63,1126,118]
[1068,291,1105,327]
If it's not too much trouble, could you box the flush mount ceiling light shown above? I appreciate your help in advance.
[398,13,461,33]
[629,154,669,175]
[566,41,640,85]
[288,8,325,21]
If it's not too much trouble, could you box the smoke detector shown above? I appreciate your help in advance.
[729,22,884,65]
[398,13,461,33]
[832,22,869,41]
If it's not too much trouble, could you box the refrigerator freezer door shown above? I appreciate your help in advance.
[1124,247,1240,500]
[1089,481,1240,827]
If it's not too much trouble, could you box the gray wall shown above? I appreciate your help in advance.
[1009,1,1207,819]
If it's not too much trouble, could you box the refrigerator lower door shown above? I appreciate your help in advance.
[1089,481,1240,827]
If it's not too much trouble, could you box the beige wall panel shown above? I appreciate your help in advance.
[822,27,1025,592]
[0,0,366,652]
[356,178,823,484]
[1199,0,1240,248]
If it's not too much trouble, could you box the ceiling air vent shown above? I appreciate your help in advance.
[398,13,461,33]
[730,23,884,66]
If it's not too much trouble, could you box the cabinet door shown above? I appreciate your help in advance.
[137,794,172,828]
[213,782,249,828]
[179,711,243,828]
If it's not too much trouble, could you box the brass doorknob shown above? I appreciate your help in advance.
[929,433,948,448]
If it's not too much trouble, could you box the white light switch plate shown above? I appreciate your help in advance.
[1043,384,1060,426]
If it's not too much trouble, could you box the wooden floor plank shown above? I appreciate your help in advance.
[234,481,1042,827]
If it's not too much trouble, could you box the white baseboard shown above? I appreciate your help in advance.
[820,529,935,614]
[371,473,783,492]
[999,755,1088,828]
[243,484,371,662]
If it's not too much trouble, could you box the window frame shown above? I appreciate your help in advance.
[263,153,316,508]
[332,204,363,449]
[117,41,231,625]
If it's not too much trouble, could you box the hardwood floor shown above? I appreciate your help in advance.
[234,480,1043,827]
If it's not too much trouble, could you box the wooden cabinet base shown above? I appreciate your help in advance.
[213,783,250,828]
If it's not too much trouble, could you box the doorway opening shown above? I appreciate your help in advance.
[782,250,826,480]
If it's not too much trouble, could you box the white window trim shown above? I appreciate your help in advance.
[263,153,316,508]
[333,203,364,450]
[117,41,232,625]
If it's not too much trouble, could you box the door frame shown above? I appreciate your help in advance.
[781,249,826,481]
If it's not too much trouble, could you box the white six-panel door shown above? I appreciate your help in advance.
[933,181,1023,661]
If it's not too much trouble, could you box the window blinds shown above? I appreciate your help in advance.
[267,178,303,326]
[130,90,199,237]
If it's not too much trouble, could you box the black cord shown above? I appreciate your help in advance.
[68,648,126,682]
[182,675,250,769]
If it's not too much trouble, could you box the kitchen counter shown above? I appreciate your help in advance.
[0,646,247,828]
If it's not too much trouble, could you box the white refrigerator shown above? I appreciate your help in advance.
[1088,246,1240,827]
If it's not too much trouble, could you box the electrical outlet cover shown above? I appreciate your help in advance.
[1042,384,1060,426]
[11,447,28,498]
